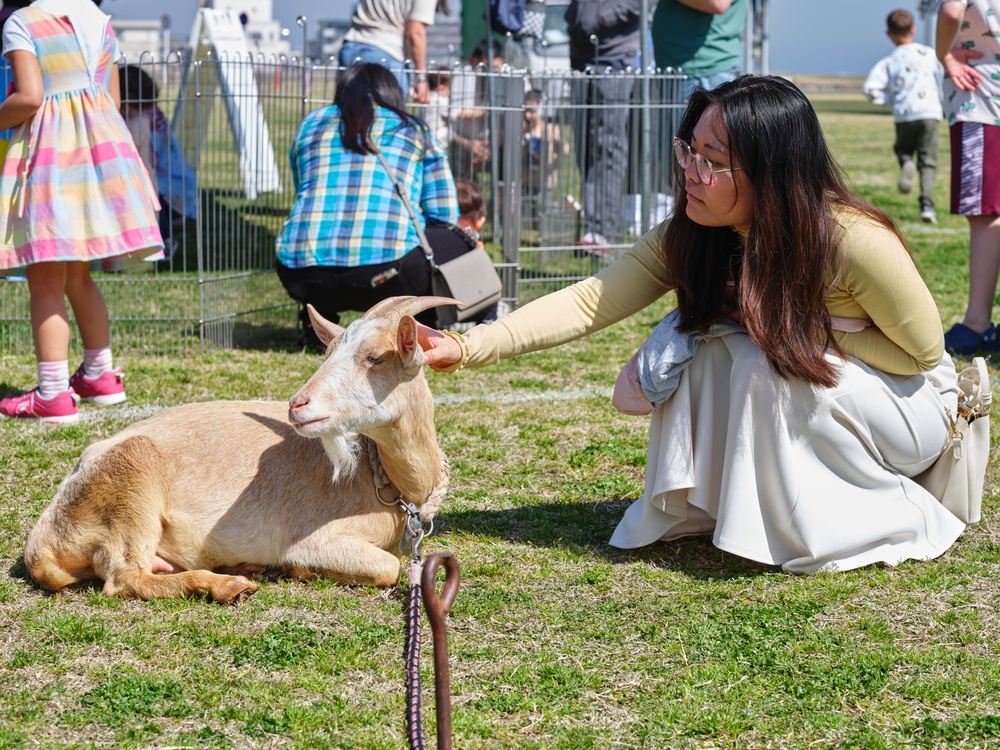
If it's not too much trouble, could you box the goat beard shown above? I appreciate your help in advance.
[319,431,361,483]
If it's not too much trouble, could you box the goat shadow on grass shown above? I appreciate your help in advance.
[436,498,774,581]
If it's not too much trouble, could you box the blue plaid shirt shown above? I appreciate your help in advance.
[276,106,459,268]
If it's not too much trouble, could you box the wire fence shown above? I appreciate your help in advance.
[0,55,686,357]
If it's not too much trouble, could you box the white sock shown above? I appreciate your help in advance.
[83,346,113,380]
[37,360,70,400]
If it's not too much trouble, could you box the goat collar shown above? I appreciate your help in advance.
[364,436,450,523]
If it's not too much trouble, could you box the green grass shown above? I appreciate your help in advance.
[1,93,1000,749]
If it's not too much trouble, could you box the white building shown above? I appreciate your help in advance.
[112,18,173,63]
[309,18,352,63]
[208,0,292,58]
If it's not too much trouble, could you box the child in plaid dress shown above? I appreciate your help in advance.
[0,0,162,424]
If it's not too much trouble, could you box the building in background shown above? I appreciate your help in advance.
[308,18,352,62]
[209,0,292,58]
[425,12,463,67]
[112,18,174,62]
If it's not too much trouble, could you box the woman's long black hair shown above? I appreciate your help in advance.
[664,75,906,388]
[335,63,423,155]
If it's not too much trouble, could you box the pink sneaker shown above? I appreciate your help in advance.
[575,233,611,259]
[0,389,79,424]
[70,366,127,405]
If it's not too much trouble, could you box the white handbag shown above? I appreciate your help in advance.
[370,144,502,328]
[914,356,991,525]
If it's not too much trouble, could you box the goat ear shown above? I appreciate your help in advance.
[397,315,423,373]
[307,305,345,347]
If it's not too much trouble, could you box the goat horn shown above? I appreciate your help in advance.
[362,296,463,321]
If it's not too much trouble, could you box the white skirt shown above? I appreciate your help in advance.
[609,333,968,573]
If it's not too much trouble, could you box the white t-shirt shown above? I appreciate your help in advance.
[2,0,119,75]
[343,0,437,62]
[941,0,1000,126]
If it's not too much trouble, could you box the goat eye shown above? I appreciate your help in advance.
[366,355,384,365]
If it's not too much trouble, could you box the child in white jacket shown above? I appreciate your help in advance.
[863,8,943,223]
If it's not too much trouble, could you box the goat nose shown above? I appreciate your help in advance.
[289,394,309,413]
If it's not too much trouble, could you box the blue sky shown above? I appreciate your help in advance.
[106,0,937,75]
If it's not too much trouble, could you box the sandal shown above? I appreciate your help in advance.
[944,322,999,356]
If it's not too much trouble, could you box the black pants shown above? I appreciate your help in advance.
[572,58,635,244]
[277,226,497,337]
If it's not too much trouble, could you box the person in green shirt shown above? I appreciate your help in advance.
[652,0,748,102]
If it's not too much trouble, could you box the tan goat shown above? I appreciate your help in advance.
[24,297,455,603]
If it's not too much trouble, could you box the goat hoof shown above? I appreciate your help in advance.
[215,576,259,605]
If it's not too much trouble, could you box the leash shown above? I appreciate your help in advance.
[397,499,460,750]
[404,557,427,750]
[368,438,459,750]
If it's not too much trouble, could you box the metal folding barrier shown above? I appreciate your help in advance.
[0,55,685,356]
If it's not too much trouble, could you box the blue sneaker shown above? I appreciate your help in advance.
[944,322,999,356]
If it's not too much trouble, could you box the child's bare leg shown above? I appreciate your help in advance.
[26,261,70,362]
[963,215,1000,333]
[65,261,110,350]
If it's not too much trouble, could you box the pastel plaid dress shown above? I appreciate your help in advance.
[0,8,162,269]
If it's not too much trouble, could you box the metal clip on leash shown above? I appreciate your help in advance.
[400,501,459,750]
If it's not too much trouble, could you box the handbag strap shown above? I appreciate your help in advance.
[368,140,439,271]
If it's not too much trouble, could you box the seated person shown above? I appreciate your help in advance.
[416,75,970,575]
[118,64,197,259]
[424,66,451,149]
[423,179,504,323]
[521,88,570,197]
[276,64,495,349]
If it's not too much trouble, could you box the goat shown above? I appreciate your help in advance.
[23,297,455,603]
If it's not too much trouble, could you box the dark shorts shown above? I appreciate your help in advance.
[950,122,1000,216]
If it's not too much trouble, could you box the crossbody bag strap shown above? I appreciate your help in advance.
[368,140,439,271]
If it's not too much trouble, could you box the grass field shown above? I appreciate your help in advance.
[1,92,999,750]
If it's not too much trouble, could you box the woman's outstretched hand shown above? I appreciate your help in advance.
[417,323,463,370]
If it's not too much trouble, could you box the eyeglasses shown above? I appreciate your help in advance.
[673,137,744,185]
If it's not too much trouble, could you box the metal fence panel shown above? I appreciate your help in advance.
[0,56,685,355]
[512,68,684,302]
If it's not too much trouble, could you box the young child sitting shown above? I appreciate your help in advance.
[521,89,570,197]
[422,179,506,324]
[119,64,198,258]
[425,66,451,149]
[455,179,486,246]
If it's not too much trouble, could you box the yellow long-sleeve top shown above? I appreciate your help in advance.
[458,207,944,376]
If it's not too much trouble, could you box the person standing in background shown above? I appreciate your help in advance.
[936,0,1000,355]
[338,0,447,105]
[565,0,643,252]
[863,9,943,225]
[651,0,747,102]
